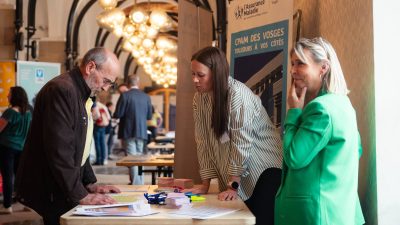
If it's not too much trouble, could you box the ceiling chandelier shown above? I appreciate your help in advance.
[96,0,178,88]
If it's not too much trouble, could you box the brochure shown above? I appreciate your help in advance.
[73,201,158,217]
[109,194,139,203]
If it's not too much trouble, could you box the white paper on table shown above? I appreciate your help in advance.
[73,201,158,217]
[168,206,240,219]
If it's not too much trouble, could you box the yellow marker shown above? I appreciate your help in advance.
[190,196,206,202]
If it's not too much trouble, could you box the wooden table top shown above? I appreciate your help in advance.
[147,142,175,150]
[60,185,255,225]
[116,155,174,167]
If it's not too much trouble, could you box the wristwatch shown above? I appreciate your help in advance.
[228,181,239,191]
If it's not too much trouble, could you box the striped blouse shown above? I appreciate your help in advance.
[193,76,283,200]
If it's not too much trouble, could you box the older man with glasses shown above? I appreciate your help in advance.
[16,47,121,225]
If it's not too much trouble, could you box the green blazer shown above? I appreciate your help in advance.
[275,92,365,225]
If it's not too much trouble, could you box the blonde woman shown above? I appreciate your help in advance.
[275,37,365,225]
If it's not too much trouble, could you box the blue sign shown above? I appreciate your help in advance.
[230,20,289,128]
[17,61,61,106]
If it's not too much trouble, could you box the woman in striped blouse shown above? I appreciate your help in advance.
[190,46,283,225]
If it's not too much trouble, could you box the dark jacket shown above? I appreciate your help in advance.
[15,68,97,216]
[114,88,152,140]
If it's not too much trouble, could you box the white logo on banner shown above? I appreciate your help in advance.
[234,0,268,20]
[35,69,44,83]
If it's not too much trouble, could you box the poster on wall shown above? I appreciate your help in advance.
[16,61,61,106]
[227,0,293,128]
[0,61,16,109]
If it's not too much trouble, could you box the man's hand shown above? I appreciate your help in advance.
[218,189,238,201]
[86,184,121,194]
[79,193,117,205]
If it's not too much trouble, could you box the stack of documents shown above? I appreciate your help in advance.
[165,193,191,208]
[73,201,157,217]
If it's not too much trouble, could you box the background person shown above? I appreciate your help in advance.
[147,105,163,143]
[15,47,121,225]
[188,46,283,225]
[92,99,111,165]
[117,83,128,94]
[105,101,116,159]
[113,74,152,185]
[0,86,31,214]
[274,37,365,225]
[113,83,128,154]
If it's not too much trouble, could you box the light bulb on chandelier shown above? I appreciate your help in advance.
[98,0,117,10]
[96,0,178,87]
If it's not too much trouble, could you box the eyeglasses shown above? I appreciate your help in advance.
[93,62,117,88]
[102,77,116,87]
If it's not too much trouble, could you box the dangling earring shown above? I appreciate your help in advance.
[322,74,328,90]
[321,64,327,79]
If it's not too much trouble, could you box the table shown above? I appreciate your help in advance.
[116,155,174,185]
[155,136,175,143]
[60,185,255,225]
[147,142,175,154]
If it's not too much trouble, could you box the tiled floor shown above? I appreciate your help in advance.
[0,154,153,225]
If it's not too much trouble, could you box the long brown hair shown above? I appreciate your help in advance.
[192,46,229,139]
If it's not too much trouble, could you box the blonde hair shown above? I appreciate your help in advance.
[292,37,349,95]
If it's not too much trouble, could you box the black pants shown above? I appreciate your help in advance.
[106,127,115,157]
[41,202,75,225]
[42,213,62,225]
[148,126,157,142]
[41,191,77,225]
[0,146,21,208]
[245,167,282,225]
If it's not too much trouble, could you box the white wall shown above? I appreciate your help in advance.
[374,0,400,224]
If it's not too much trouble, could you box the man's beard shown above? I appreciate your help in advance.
[86,73,100,97]
[90,90,99,97]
